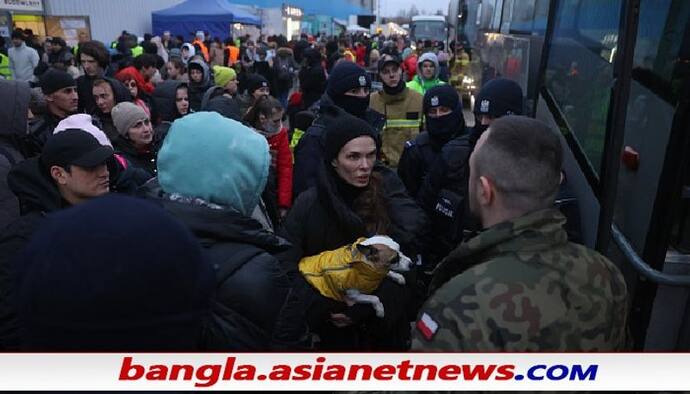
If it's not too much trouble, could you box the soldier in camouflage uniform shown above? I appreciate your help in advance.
[412,116,628,351]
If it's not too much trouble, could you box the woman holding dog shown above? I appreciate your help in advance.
[282,107,428,350]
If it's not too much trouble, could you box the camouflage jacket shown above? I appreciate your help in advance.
[412,208,628,351]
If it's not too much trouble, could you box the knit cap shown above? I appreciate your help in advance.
[473,78,524,118]
[14,194,214,350]
[326,61,370,97]
[111,102,148,136]
[39,68,76,95]
[213,65,236,88]
[323,107,377,163]
[246,73,270,94]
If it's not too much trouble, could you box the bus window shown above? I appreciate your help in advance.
[632,0,690,104]
[479,0,497,30]
[491,0,504,31]
[500,0,513,34]
[576,0,620,62]
[615,0,690,252]
[533,0,549,34]
[545,0,621,177]
[510,0,536,34]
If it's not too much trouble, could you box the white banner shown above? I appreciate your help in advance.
[0,353,687,391]
[0,0,43,12]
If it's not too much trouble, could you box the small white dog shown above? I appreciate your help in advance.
[299,235,412,318]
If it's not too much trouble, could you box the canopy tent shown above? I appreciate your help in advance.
[225,0,369,20]
[152,0,261,40]
[346,24,368,33]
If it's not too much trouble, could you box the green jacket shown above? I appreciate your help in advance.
[412,208,628,351]
[0,53,11,80]
[369,87,423,167]
[406,75,445,96]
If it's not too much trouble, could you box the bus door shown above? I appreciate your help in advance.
[536,0,690,349]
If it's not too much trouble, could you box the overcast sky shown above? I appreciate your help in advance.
[379,0,449,17]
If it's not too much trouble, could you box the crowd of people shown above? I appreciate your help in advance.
[0,26,628,352]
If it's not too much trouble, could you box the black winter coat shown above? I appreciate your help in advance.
[0,158,66,350]
[141,181,308,350]
[415,135,475,265]
[292,96,385,198]
[297,64,326,110]
[113,135,162,178]
[397,131,449,198]
[0,79,30,232]
[282,163,428,350]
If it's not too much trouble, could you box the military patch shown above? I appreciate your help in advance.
[416,312,439,340]
[359,75,367,86]
[480,99,490,113]
[431,96,439,107]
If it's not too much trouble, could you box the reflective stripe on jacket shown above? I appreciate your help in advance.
[369,88,424,167]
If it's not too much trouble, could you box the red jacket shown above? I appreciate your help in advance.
[403,54,418,81]
[267,127,293,209]
[355,45,366,67]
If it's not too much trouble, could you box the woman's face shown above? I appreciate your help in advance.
[128,117,153,148]
[175,87,189,115]
[190,69,203,83]
[125,79,138,98]
[332,136,377,188]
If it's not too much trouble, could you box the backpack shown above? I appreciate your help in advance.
[275,57,293,82]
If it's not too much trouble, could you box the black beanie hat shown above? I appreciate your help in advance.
[324,107,377,163]
[326,61,370,97]
[14,194,214,350]
[474,78,523,118]
[246,73,270,94]
[423,84,461,114]
[39,68,76,95]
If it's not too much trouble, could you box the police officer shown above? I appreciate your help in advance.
[413,79,524,265]
[470,77,524,146]
[397,84,465,199]
[412,116,628,351]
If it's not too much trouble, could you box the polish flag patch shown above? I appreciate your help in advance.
[416,312,439,340]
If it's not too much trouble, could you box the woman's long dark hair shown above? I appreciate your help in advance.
[243,95,283,128]
[352,171,391,235]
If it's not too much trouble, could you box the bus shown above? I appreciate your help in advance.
[409,15,448,47]
[448,0,690,350]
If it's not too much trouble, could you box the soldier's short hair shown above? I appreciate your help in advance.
[474,115,563,212]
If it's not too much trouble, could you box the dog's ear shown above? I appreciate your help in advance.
[356,244,379,262]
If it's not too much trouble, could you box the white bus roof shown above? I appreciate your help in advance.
[411,15,446,22]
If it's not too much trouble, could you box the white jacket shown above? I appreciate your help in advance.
[8,43,39,82]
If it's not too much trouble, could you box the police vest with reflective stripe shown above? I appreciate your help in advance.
[0,53,11,79]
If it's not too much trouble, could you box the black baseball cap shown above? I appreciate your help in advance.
[378,54,401,73]
[41,129,114,169]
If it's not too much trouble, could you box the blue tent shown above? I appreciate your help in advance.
[152,0,261,40]
[225,0,370,19]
